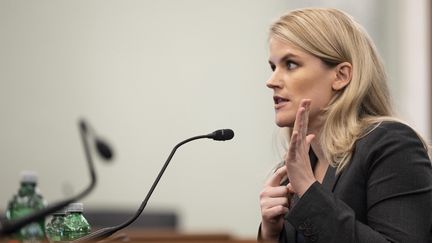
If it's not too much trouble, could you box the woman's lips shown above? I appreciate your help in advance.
[273,96,290,109]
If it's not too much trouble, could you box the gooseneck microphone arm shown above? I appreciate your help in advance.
[0,119,111,236]
[79,120,97,196]
[72,129,234,243]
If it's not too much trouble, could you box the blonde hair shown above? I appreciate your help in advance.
[269,8,428,173]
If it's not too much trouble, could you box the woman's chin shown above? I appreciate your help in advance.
[275,118,294,128]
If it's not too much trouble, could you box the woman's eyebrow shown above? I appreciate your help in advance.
[269,53,301,65]
[280,53,300,63]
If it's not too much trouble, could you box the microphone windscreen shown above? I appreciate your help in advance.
[211,129,234,141]
[95,140,114,160]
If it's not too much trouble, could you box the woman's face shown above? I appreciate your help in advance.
[266,37,337,131]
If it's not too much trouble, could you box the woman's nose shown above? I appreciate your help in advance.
[266,71,282,89]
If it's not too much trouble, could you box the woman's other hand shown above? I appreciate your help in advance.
[260,166,293,241]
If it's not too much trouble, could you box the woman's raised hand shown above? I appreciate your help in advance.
[285,99,316,197]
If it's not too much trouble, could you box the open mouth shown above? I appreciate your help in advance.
[273,96,289,104]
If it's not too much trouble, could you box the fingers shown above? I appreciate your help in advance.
[285,99,315,197]
[287,99,312,162]
[260,196,289,209]
[260,187,290,222]
[286,183,296,194]
[305,134,315,150]
[287,131,299,164]
[260,167,292,238]
[261,205,289,222]
[265,166,287,187]
[292,107,304,135]
[302,100,311,138]
[292,99,311,137]
[260,185,290,198]
[261,167,292,221]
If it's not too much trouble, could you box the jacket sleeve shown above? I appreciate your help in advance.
[284,122,432,243]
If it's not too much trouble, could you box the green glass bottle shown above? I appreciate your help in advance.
[5,171,46,243]
[45,210,66,243]
[62,203,91,241]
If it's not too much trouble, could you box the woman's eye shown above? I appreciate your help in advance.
[286,61,298,70]
[269,64,276,72]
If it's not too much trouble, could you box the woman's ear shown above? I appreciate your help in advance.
[332,62,352,91]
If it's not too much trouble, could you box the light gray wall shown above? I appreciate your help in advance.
[0,0,429,238]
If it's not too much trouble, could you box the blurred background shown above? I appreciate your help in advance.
[0,0,430,239]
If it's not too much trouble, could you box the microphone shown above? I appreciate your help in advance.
[0,119,113,236]
[72,129,235,242]
[208,129,235,141]
[80,120,114,161]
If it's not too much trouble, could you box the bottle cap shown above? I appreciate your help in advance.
[20,171,38,183]
[67,202,84,213]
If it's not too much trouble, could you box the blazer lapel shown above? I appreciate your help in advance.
[311,147,342,192]
[321,164,344,192]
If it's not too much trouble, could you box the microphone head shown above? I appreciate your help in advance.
[210,129,234,141]
[95,139,114,160]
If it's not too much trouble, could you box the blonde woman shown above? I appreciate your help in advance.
[259,8,432,242]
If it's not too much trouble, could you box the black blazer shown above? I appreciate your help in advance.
[279,122,432,243]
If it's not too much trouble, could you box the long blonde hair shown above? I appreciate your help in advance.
[269,8,426,173]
